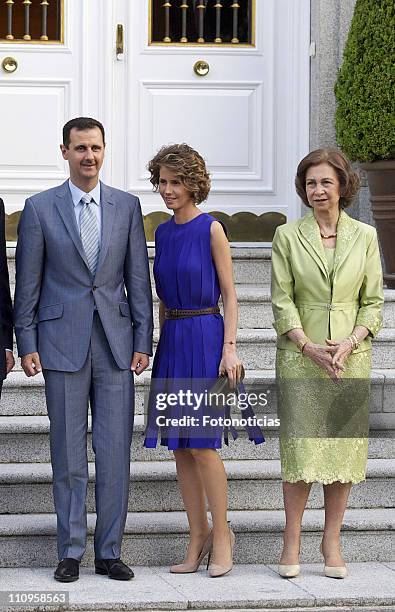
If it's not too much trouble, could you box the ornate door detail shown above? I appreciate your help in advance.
[113,0,309,243]
[0,0,63,42]
[149,0,254,46]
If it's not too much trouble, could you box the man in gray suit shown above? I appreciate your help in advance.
[14,117,153,582]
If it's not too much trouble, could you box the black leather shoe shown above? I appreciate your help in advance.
[95,558,134,580]
[54,558,80,582]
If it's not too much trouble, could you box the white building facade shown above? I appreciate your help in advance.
[1,0,359,243]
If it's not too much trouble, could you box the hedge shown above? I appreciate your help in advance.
[334,0,395,162]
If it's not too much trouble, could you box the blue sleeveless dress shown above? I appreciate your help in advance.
[144,213,264,450]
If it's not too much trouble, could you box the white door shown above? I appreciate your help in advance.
[0,0,111,240]
[110,0,310,243]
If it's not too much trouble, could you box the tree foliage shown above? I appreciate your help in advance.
[335,0,395,162]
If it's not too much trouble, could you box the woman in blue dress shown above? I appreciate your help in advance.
[144,144,264,577]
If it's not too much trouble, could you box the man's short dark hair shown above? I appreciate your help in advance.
[62,117,106,148]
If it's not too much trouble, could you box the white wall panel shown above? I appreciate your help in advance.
[0,80,70,176]
[136,80,266,192]
[0,0,88,220]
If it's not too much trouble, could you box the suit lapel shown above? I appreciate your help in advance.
[297,211,329,279]
[333,210,360,277]
[95,182,116,276]
[55,181,91,271]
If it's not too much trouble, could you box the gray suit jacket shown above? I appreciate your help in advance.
[14,181,153,372]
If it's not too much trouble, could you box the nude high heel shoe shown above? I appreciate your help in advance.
[207,522,235,578]
[320,542,348,579]
[277,563,300,578]
[278,540,300,578]
[170,530,213,574]
[324,565,348,579]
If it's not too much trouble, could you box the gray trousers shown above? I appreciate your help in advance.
[43,313,134,561]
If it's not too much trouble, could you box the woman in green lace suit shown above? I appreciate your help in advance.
[271,149,383,579]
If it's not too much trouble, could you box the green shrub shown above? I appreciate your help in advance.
[334,0,395,162]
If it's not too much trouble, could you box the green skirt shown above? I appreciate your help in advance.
[276,349,371,484]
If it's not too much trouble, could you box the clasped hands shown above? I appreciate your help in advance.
[21,351,150,377]
[303,338,354,381]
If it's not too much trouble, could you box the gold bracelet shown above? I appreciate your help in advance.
[347,335,358,351]
[350,333,360,349]
[296,336,310,352]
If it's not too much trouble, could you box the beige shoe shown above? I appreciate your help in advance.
[278,564,300,578]
[278,537,301,578]
[324,565,348,579]
[320,542,347,579]
[208,523,235,578]
[170,530,213,574]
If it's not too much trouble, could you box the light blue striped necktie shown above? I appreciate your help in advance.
[80,194,100,275]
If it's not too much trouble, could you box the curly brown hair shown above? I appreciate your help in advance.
[295,148,360,209]
[148,144,211,204]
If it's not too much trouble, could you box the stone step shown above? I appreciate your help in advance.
[7,248,395,329]
[8,327,395,374]
[2,368,394,418]
[145,328,395,370]
[167,328,395,370]
[7,247,273,288]
[151,287,395,329]
[238,287,395,329]
[2,563,395,612]
[0,508,393,567]
[0,415,394,464]
[0,459,393,514]
[9,243,395,297]
[1,371,149,416]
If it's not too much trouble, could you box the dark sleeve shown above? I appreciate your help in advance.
[0,199,13,349]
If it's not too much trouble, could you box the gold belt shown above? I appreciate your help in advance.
[164,306,220,320]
